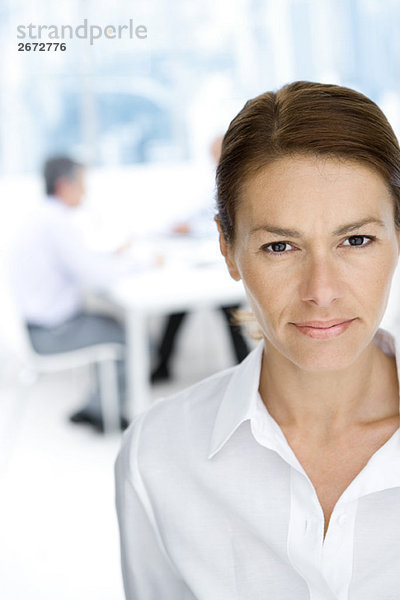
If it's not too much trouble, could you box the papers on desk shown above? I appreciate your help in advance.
[126,234,223,271]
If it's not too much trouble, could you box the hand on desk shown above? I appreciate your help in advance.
[114,237,134,256]
[154,253,165,267]
[172,222,192,235]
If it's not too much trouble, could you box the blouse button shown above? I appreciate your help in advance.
[304,518,314,533]
[337,513,347,526]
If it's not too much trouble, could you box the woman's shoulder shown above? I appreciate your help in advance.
[116,364,239,475]
[116,342,263,482]
[130,363,237,435]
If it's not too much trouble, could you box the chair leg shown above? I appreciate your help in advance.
[97,359,120,434]
[0,375,36,475]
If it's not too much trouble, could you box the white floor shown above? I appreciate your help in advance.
[0,309,245,600]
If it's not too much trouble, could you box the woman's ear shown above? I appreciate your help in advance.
[215,217,241,281]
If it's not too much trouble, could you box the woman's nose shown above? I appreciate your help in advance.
[300,256,344,307]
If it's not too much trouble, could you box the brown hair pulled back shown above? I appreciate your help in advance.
[216,81,400,243]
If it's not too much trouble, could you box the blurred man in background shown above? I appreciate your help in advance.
[151,136,250,382]
[10,156,131,432]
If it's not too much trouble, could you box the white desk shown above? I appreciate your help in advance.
[106,237,247,418]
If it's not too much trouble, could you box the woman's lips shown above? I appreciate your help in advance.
[292,318,356,339]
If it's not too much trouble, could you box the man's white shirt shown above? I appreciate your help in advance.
[115,327,400,600]
[10,197,131,327]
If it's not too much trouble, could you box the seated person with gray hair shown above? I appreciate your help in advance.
[11,156,138,432]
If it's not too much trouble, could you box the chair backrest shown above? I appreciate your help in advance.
[0,255,38,367]
[1,243,124,378]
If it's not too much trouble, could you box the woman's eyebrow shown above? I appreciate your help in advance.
[250,217,386,238]
[332,217,385,236]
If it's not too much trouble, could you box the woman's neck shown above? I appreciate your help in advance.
[258,338,399,442]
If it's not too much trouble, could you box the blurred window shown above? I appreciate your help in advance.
[1,0,400,175]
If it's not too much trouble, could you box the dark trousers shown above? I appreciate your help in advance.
[27,312,126,418]
[154,305,250,373]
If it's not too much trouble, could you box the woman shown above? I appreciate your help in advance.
[115,81,400,599]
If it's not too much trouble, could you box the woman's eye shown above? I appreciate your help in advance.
[261,235,375,255]
[342,235,375,247]
[262,241,295,254]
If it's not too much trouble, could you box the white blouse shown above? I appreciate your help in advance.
[115,327,400,600]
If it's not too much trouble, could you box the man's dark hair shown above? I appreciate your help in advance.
[43,156,83,196]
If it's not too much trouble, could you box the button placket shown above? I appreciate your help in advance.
[288,468,334,598]
[321,500,358,600]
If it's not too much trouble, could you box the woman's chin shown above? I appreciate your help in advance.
[284,341,363,372]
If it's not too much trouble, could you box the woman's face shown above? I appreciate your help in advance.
[220,155,400,371]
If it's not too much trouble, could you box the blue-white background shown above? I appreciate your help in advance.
[1,3,400,599]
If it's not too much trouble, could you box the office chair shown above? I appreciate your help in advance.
[0,269,123,435]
